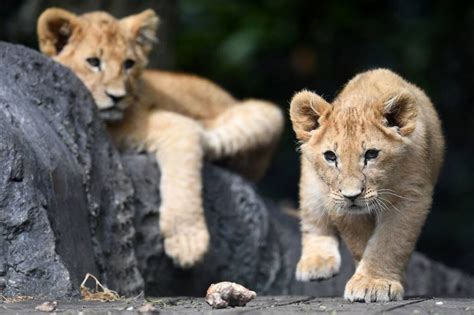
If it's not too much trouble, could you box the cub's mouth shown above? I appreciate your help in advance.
[98,107,124,122]
[347,204,364,212]
[343,203,370,214]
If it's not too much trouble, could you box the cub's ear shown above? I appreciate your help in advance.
[37,8,79,57]
[120,9,159,55]
[290,90,331,142]
[383,90,417,136]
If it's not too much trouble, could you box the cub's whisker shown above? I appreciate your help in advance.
[377,189,415,201]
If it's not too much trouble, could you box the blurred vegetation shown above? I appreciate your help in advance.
[0,0,472,274]
[173,0,474,275]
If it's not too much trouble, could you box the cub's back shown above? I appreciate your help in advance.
[143,70,237,122]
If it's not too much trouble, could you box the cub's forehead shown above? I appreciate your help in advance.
[322,106,383,141]
[76,13,130,49]
[80,11,118,25]
[330,106,371,128]
[79,12,125,38]
[331,96,384,123]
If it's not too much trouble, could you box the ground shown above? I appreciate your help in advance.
[2,296,473,314]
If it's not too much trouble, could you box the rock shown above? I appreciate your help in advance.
[35,301,57,312]
[205,282,257,309]
[122,153,287,297]
[137,302,158,313]
[0,41,143,297]
[0,41,472,299]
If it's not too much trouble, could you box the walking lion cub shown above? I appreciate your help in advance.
[37,8,283,268]
[290,69,444,302]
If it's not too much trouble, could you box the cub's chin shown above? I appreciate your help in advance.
[98,108,124,122]
[341,204,371,215]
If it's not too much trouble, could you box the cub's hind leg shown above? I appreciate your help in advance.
[204,99,283,181]
[146,111,209,268]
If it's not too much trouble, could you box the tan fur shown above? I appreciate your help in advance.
[38,8,283,268]
[290,69,444,302]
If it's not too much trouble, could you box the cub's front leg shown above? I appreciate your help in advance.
[343,199,430,302]
[146,111,210,268]
[296,158,341,281]
[296,226,341,281]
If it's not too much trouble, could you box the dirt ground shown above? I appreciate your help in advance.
[1,296,473,314]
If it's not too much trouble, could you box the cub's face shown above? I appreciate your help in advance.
[37,9,159,121]
[290,89,417,214]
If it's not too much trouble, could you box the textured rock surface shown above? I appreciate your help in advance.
[0,41,143,297]
[0,42,472,299]
[122,154,289,297]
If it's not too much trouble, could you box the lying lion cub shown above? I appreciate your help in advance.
[37,8,283,268]
[290,69,444,302]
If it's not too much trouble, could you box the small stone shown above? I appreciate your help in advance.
[35,301,57,312]
[206,293,228,309]
[137,303,158,313]
[435,301,444,305]
[205,281,256,309]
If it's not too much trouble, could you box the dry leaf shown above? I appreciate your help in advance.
[80,273,120,302]
[205,281,256,309]
[0,295,33,303]
[35,301,57,312]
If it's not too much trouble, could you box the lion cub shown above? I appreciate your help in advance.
[37,8,283,268]
[290,69,444,302]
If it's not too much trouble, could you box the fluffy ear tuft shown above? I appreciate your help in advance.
[290,90,331,142]
[121,9,160,55]
[383,90,417,136]
[37,8,79,56]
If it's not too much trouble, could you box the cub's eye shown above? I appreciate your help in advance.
[365,149,379,161]
[86,57,101,69]
[323,151,337,163]
[124,59,136,70]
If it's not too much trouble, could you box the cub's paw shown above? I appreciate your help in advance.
[344,273,404,303]
[161,217,210,269]
[163,227,210,268]
[295,252,341,281]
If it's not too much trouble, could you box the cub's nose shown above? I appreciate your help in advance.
[106,91,126,104]
[341,189,363,202]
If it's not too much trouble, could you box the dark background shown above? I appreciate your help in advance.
[1,0,472,275]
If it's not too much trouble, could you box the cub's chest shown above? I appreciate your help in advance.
[105,105,152,150]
